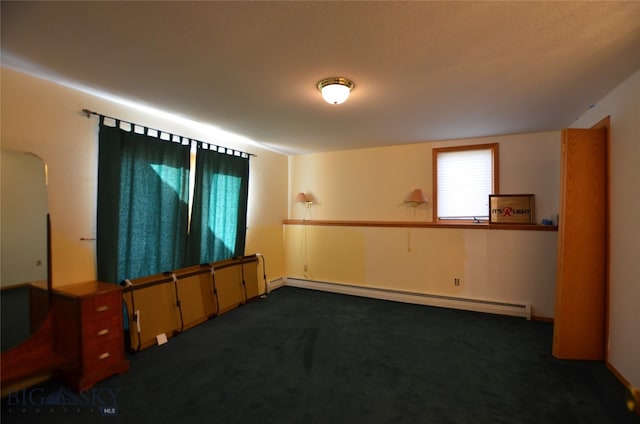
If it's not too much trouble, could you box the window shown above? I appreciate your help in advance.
[432,143,499,223]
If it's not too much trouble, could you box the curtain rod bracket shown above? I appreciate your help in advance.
[82,108,97,118]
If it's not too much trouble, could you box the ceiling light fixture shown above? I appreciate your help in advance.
[317,77,355,105]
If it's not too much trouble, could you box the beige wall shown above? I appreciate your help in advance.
[0,67,288,288]
[284,225,558,316]
[287,132,561,318]
[289,131,560,222]
[571,69,640,388]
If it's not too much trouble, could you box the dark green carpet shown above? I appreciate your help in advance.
[2,286,638,423]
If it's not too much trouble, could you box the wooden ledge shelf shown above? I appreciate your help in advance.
[283,219,557,231]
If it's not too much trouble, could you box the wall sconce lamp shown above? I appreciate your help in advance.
[317,77,355,105]
[296,192,313,220]
[295,192,313,208]
[405,189,428,208]
[405,189,428,252]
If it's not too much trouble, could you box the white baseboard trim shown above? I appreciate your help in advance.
[266,277,286,292]
[283,277,531,320]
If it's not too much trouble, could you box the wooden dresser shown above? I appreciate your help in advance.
[51,281,129,391]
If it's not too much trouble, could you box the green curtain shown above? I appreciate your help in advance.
[185,145,249,265]
[97,120,191,283]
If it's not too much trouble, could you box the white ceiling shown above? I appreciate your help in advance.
[2,1,640,155]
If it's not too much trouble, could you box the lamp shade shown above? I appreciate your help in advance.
[317,77,354,105]
[295,192,309,203]
[407,189,428,206]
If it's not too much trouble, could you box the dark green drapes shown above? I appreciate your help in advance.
[97,119,249,283]
[97,121,191,283]
[185,145,249,265]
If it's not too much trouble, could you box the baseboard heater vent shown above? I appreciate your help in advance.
[284,278,531,320]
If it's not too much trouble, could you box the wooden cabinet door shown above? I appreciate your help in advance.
[553,128,607,360]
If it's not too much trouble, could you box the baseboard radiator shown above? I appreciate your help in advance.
[284,278,531,320]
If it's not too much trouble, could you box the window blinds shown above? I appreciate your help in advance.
[437,148,493,220]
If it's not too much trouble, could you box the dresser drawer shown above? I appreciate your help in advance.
[82,339,122,373]
[81,292,121,322]
[82,314,121,339]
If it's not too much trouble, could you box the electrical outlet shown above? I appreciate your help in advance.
[454,278,460,286]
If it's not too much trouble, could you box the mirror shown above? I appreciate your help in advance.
[1,149,49,351]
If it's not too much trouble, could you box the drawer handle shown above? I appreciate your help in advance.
[97,328,110,336]
[99,352,111,360]
[96,305,109,312]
